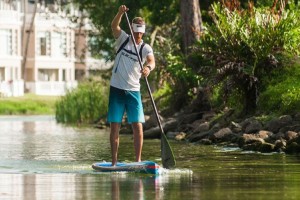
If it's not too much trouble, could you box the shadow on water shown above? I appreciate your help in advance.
[0,116,300,200]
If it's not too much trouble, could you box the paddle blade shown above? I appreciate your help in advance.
[161,132,176,169]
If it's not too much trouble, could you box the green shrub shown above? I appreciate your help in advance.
[152,82,173,112]
[195,2,300,115]
[55,77,109,124]
[258,63,300,114]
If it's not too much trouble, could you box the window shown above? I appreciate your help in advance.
[52,31,67,57]
[38,69,58,81]
[62,69,66,81]
[0,29,12,55]
[37,31,50,56]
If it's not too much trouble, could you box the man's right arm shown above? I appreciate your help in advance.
[111,5,128,39]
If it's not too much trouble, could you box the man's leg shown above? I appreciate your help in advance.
[110,122,121,166]
[131,122,143,162]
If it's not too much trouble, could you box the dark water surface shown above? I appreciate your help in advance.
[0,116,299,200]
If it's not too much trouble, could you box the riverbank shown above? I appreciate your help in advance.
[0,94,58,115]
[142,109,300,155]
[3,93,299,155]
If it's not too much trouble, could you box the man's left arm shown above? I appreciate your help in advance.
[142,54,155,77]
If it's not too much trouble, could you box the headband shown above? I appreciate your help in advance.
[132,23,145,33]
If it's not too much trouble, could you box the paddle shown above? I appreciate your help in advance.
[124,12,176,169]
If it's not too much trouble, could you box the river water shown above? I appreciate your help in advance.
[0,116,299,200]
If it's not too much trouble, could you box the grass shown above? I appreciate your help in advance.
[0,93,59,115]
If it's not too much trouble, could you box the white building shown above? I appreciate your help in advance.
[0,0,23,97]
[0,0,111,97]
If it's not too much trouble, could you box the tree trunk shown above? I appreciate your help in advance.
[180,0,203,55]
[22,0,38,86]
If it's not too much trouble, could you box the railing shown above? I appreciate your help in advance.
[26,81,78,96]
[0,80,24,97]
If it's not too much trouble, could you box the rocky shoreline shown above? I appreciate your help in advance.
[142,110,300,154]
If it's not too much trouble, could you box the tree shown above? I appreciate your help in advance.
[180,0,203,55]
[22,0,38,85]
[71,0,144,58]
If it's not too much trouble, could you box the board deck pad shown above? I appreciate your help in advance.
[92,161,160,174]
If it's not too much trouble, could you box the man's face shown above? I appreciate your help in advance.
[133,31,143,42]
[131,22,145,43]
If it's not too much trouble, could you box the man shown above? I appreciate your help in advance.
[108,5,155,166]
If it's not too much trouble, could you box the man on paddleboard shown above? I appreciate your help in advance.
[108,5,156,166]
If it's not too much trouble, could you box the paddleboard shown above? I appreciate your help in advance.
[92,161,160,174]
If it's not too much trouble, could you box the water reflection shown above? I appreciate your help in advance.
[0,116,110,161]
[0,172,194,200]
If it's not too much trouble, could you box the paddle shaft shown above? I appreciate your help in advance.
[124,13,164,134]
[124,12,175,168]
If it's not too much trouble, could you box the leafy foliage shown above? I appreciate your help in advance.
[55,78,109,124]
[258,62,300,114]
[72,0,178,59]
[195,2,300,114]
[144,19,202,112]
[68,0,300,118]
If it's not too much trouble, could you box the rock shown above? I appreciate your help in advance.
[269,132,284,141]
[188,130,211,142]
[209,127,233,142]
[144,126,161,139]
[193,121,210,133]
[287,135,300,145]
[166,131,178,139]
[266,115,293,133]
[238,134,265,147]
[144,113,164,130]
[259,143,275,153]
[178,112,203,124]
[240,117,256,131]
[210,123,220,131]
[163,118,178,131]
[175,132,186,141]
[165,131,186,141]
[198,138,212,145]
[230,121,242,133]
[245,120,263,133]
[293,113,300,121]
[187,121,220,142]
[274,139,286,150]
[285,142,300,154]
[278,124,300,133]
[202,111,216,121]
[241,139,264,151]
[144,118,178,139]
[285,131,298,141]
[257,130,273,140]
[189,119,205,129]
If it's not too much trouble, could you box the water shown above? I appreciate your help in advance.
[0,116,300,200]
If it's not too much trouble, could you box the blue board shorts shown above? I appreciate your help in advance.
[107,86,145,123]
